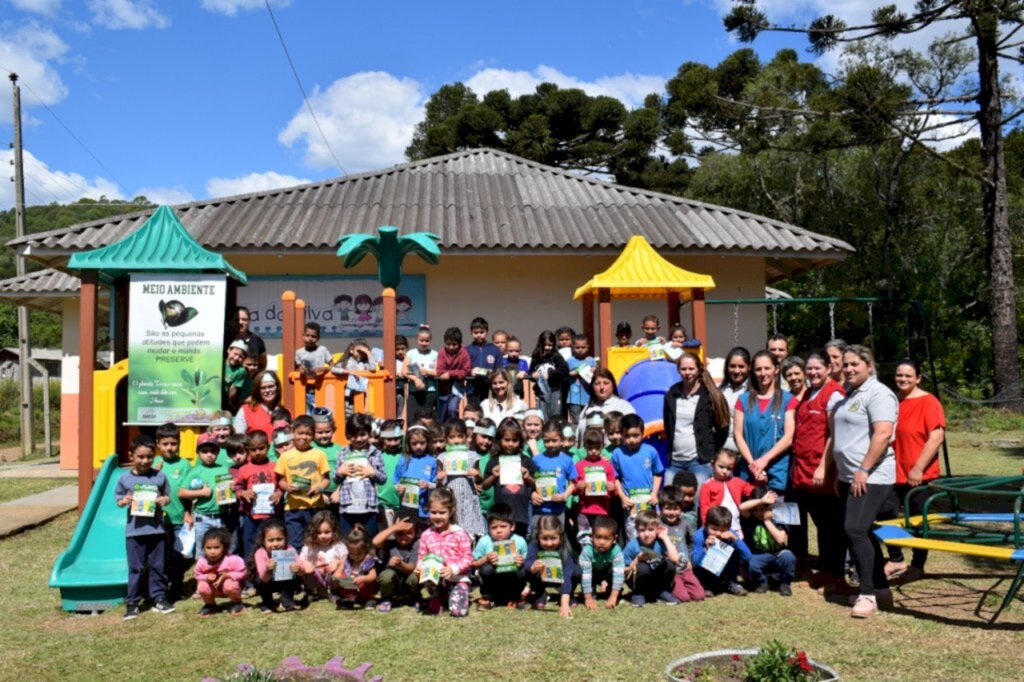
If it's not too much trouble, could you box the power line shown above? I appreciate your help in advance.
[263,0,347,177]
[24,154,104,202]
[0,63,128,193]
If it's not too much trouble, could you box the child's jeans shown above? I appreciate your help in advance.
[422,579,470,617]
[126,533,166,606]
[257,578,298,609]
[241,516,265,562]
[306,388,317,415]
[192,514,224,559]
[477,562,527,604]
[630,558,675,601]
[671,566,706,602]
[197,577,242,605]
[437,391,462,423]
[284,509,316,552]
[378,568,419,604]
[748,549,797,588]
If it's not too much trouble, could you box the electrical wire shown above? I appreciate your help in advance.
[24,154,104,202]
[263,0,347,176]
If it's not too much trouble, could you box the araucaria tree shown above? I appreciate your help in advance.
[724,0,1024,408]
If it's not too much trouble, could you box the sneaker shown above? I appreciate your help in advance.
[725,582,748,597]
[476,598,494,611]
[280,596,298,612]
[630,595,646,608]
[779,584,793,597]
[363,600,377,610]
[851,594,878,618]
[533,594,549,610]
[197,605,217,618]
[377,601,393,613]
[754,581,769,594]
[258,604,274,614]
[242,586,257,599]
[123,604,140,621]
[658,591,680,605]
[152,599,175,614]
[850,589,893,607]
[228,602,244,616]
[515,600,532,610]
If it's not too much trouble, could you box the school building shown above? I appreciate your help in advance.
[0,148,853,468]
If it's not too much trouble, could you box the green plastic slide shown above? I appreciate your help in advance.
[49,455,128,612]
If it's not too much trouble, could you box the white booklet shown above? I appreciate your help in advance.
[700,540,735,576]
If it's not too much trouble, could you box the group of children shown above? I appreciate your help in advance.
[117,392,797,620]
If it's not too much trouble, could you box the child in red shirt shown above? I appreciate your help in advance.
[575,428,619,544]
[699,449,760,539]
[233,430,280,561]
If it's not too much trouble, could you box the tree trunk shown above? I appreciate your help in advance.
[976,12,1023,411]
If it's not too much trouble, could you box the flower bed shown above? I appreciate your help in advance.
[666,641,838,682]
[203,656,381,682]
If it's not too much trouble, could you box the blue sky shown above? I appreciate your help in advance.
[0,0,943,209]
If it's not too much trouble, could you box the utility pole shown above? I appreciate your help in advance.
[10,73,35,459]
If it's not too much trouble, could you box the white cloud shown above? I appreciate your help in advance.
[205,171,311,198]
[200,0,289,16]
[0,149,123,209]
[0,24,69,124]
[10,0,62,16]
[465,65,664,109]
[278,71,425,173]
[134,185,195,205]
[87,0,169,30]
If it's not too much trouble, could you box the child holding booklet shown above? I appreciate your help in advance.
[566,335,597,425]
[394,421,439,526]
[741,487,796,597]
[524,515,579,616]
[692,505,752,596]
[376,418,405,529]
[622,509,680,606]
[248,518,299,613]
[472,504,527,608]
[436,420,486,538]
[530,419,577,538]
[179,433,235,556]
[416,488,473,617]
[468,418,497,519]
[116,435,174,620]
[612,414,665,542]
[575,428,618,543]
[232,430,280,562]
[311,407,343,497]
[334,413,387,537]
[482,419,538,538]
[275,415,331,551]
[373,516,421,612]
[152,422,191,602]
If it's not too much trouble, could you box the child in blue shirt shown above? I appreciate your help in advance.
[115,435,174,620]
[471,504,528,608]
[623,509,680,607]
[565,334,597,425]
[394,423,438,525]
[466,316,501,402]
[530,419,578,539]
[612,414,665,541]
[693,505,753,597]
[501,336,530,399]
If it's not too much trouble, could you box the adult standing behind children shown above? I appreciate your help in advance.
[718,347,751,453]
[234,371,289,436]
[294,322,332,414]
[663,353,729,491]
[789,351,846,593]
[230,306,267,371]
[577,369,636,440]
[481,369,528,424]
[815,344,898,619]
[733,350,796,493]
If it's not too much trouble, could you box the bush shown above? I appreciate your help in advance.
[0,379,61,447]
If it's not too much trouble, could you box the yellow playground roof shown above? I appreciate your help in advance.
[573,235,716,300]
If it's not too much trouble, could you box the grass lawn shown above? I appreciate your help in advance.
[3,424,1023,681]
[0,478,70,504]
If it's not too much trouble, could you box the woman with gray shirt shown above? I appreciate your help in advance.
[814,345,898,619]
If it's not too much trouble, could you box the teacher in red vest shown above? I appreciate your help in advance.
[234,371,290,436]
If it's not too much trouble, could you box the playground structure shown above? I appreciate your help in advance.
[874,475,1024,622]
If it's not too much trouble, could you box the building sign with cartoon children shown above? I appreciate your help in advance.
[237,275,427,338]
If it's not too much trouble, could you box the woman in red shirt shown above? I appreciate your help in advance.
[885,358,946,581]
[789,351,846,593]
[234,371,290,436]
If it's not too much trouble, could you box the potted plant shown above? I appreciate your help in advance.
[666,640,838,681]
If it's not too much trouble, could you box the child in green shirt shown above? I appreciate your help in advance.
[153,422,191,601]
[311,407,343,497]
[179,433,233,558]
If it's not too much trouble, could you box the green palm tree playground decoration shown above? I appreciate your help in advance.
[337,226,442,417]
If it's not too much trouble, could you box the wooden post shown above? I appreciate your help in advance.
[382,288,397,419]
[598,288,612,369]
[582,292,595,348]
[294,299,306,415]
[113,279,130,464]
[78,271,98,514]
[691,288,708,351]
[667,291,681,330]
[281,291,296,415]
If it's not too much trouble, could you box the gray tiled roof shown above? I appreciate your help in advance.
[5,148,853,280]
[0,268,109,314]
